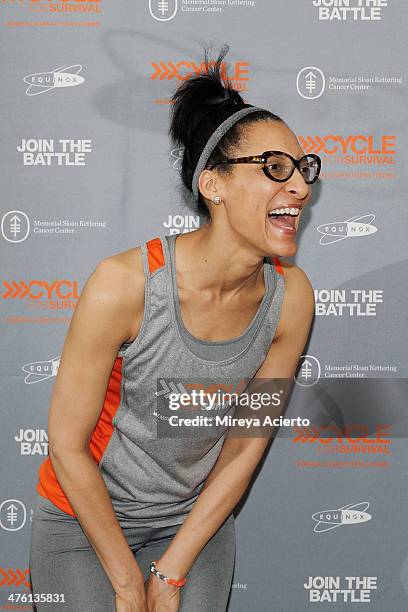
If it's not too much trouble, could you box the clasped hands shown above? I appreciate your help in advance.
[144,572,181,612]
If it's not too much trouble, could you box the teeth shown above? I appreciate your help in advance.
[268,207,299,216]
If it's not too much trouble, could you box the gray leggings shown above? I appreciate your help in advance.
[29,492,236,612]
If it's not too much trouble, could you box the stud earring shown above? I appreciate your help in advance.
[212,196,222,204]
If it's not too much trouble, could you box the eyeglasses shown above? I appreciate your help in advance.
[207,150,321,185]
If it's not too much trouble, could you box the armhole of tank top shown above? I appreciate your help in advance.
[117,243,151,358]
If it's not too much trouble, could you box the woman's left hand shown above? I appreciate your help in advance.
[144,574,180,612]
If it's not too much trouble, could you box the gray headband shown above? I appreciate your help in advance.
[191,105,266,199]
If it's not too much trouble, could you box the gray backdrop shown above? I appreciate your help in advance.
[1,0,407,609]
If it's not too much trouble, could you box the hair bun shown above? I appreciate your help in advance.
[168,43,245,150]
[203,91,231,106]
[204,89,242,107]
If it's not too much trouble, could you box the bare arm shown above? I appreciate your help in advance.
[45,249,147,607]
[155,263,315,580]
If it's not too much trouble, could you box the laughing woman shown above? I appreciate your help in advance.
[29,44,319,612]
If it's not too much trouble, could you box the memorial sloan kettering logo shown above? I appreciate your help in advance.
[295,354,321,387]
[0,499,28,532]
[317,213,378,245]
[312,501,372,533]
[297,66,402,99]
[149,0,177,21]
[148,0,255,20]
[24,65,84,96]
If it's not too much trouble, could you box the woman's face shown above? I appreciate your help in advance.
[204,119,313,259]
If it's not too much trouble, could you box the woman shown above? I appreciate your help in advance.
[29,44,320,612]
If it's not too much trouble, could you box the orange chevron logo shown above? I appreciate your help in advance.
[0,567,31,589]
[2,280,79,299]
[298,134,396,155]
[150,60,249,83]
[293,426,321,443]
[151,62,180,80]
[298,136,327,154]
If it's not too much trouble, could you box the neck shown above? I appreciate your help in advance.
[173,222,266,297]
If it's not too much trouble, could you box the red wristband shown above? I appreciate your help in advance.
[150,560,187,587]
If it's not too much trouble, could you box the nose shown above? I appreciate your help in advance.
[285,166,311,200]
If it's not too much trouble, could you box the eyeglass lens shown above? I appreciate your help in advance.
[265,153,319,183]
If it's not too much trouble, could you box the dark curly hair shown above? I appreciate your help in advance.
[168,43,284,220]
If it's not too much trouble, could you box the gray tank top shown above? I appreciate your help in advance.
[37,232,285,527]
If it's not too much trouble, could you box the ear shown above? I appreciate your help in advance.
[198,168,220,201]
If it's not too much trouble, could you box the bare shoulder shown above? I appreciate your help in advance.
[274,260,315,341]
[279,259,314,301]
[86,246,145,343]
[96,246,144,293]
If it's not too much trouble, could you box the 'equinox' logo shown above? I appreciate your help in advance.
[312,501,372,533]
[24,65,84,96]
[317,214,377,245]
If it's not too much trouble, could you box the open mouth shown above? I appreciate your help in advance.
[267,206,300,231]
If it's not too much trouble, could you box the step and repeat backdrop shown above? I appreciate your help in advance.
[1,1,408,610]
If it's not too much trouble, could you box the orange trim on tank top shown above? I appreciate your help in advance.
[146,237,165,274]
[273,256,284,276]
[36,355,123,517]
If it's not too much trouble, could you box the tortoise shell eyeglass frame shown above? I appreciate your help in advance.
[207,150,322,185]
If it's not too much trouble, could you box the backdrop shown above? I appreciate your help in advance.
[1,0,407,610]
